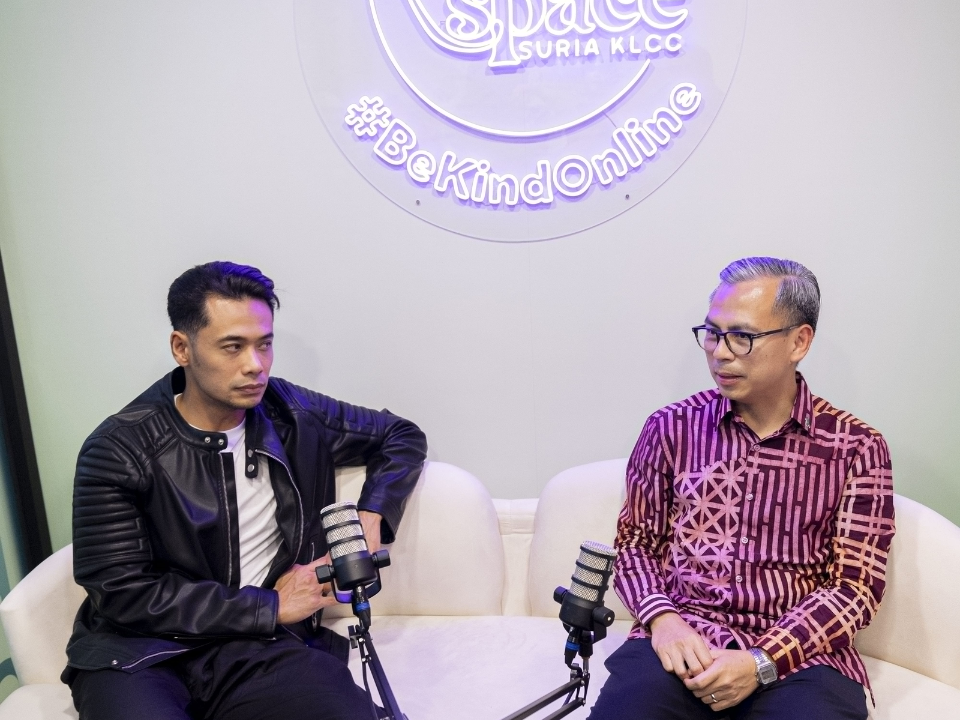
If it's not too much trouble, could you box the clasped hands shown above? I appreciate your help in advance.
[649,612,758,712]
[274,510,383,626]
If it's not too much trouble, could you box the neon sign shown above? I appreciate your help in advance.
[295,0,748,241]
[401,0,688,69]
[346,82,701,208]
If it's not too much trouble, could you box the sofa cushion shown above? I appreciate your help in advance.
[862,655,960,718]
[3,645,957,720]
[527,459,630,623]
[326,615,633,720]
[325,615,959,720]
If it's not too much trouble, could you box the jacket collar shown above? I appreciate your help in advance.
[715,372,816,436]
[243,400,290,478]
[161,368,292,463]
[160,367,231,451]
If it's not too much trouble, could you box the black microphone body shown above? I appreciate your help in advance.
[315,501,390,626]
[554,541,617,666]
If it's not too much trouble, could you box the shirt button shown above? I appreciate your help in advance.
[247,464,255,473]
[218,439,224,446]
[247,449,253,457]
[741,537,749,544]
[204,437,211,444]
[746,493,754,501]
[735,575,743,583]
[752,444,759,452]
[111,659,118,666]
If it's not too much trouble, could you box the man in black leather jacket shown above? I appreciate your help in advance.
[62,262,427,719]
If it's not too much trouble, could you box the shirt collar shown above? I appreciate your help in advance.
[791,373,815,434]
[714,372,816,435]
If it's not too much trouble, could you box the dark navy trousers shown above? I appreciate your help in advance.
[67,636,374,720]
[588,639,869,720]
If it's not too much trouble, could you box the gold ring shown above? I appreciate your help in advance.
[710,693,718,704]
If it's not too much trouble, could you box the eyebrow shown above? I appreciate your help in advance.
[704,317,760,333]
[217,333,274,344]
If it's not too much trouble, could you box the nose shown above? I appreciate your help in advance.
[241,346,264,376]
[711,336,735,361]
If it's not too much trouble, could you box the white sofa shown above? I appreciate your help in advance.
[1,460,959,719]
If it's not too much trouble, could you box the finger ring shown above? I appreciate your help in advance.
[710,693,718,704]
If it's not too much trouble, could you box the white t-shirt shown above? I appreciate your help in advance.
[221,420,283,588]
[176,396,282,588]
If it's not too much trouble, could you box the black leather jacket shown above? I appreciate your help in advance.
[64,367,426,674]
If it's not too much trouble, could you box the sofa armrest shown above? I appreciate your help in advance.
[0,545,86,686]
[856,494,960,690]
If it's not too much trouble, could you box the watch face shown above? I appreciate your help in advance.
[751,649,778,685]
[758,663,778,685]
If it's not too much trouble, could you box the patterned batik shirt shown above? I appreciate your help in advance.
[614,374,895,692]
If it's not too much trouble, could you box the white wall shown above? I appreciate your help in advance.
[0,1,958,552]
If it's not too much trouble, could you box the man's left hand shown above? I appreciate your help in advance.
[683,649,758,712]
[358,510,383,554]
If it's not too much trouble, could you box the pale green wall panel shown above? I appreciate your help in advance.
[0,0,957,558]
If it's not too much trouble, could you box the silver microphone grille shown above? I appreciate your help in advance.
[331,538,367,560]
[578,541,616,570]
[320,500,368,559]
[322,501,360,527]
[572,564,605,587]
[326,522,364,548]
[569,541,616,603]
[569,582,600,602]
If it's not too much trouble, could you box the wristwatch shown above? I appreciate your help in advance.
[749,648,778,687]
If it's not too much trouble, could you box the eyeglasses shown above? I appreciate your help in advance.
[691,324,800,356]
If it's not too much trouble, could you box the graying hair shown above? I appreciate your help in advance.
[713,257,821,331]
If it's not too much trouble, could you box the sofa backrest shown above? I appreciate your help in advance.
[855,494,960,690]
[527,459,630,622]
[494,498,539,616]
[329,461,504,617]
[527,459,960,693]
[0,461,504,687]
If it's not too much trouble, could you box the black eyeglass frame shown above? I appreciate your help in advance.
[691,324,801,356]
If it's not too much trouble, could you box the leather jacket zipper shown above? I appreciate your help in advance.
[256,449,304,562]
[219,456,234,587]
[121,648,189,671]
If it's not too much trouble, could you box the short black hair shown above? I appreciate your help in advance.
[167,261,279,335]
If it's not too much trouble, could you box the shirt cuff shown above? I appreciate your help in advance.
[634,593,679,627]
[752,633,798,677]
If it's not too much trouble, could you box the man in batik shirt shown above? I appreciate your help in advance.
[589,257,894,720]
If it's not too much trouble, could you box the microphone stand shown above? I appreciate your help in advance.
[500,624,604,720]
[347,583,406,720]
[318,554,406,720]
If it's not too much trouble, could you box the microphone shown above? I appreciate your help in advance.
[315,501,390,627]
[554,541,616,666]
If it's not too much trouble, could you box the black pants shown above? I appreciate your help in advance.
[68,636,374,720]
[588,639,869,720]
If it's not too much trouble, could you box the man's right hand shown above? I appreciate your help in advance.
[649,611,714,680]
[274,556,339,626]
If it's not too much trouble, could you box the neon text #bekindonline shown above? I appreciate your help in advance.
[344,83,702,210]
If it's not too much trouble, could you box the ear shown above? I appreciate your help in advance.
[789,325,814,364]
[170,330,191,368]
